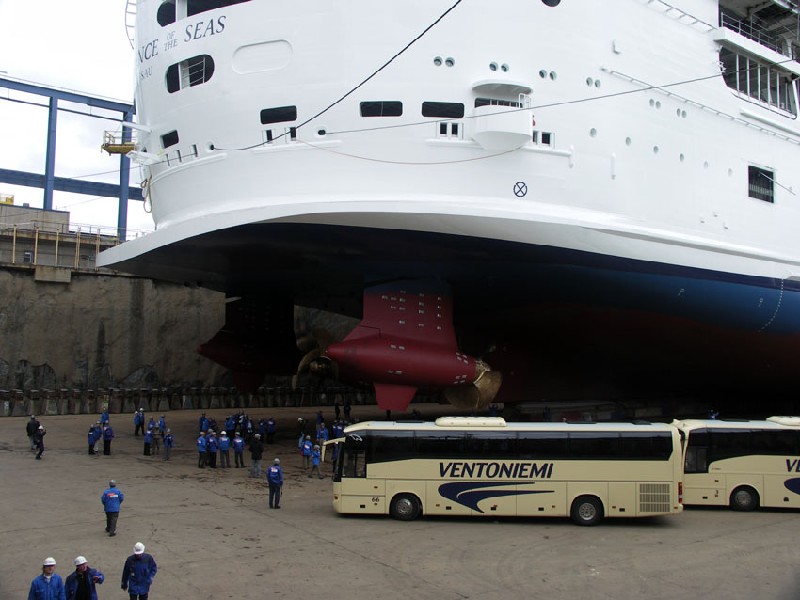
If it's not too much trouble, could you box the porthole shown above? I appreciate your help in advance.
[549,71,557,80]
[594,80,601,88]
[445,57,455,67]
[680,153,685,162]
[590,128,597,138]
[501,63,509,72]
[433,56,443,66]
[542,0,561,6]
[653,145,660,154]
[317,129,327,136]
[704,161,710,169]
[649,99,655,107]
[539,69,548,78]
[490,62,498,71]
[586,77,594,86]
[625,137,632,146]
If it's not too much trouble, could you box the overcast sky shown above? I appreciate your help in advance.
[0,0,154,236]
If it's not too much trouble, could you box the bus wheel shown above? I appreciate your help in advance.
[390,494,421,521]
[730,486,759,512]
[570,496,604,526]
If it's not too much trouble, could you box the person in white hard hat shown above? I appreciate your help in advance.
[121,542,158,600]
[65,555,104,600]
[29,556,65,600]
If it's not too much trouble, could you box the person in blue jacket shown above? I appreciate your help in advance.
[197,431,207,468]
[199,412,210,433]
[206,430,218,468]
[121,542,157,600]
[65,555,103,600]
[218,430,231,468]
[143,428,153,456]
[233,431,245,468]
[267,458,284,508]
[28,556,65,600]
[87,423,98,455]
[163,429,174,461]
[102,424,114,456]
[101,480,124,536]
[310,444,324,479]
[302,435,313,471]
[134,408,145,436]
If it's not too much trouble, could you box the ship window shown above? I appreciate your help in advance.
[360,101,403,117]
[748,166,774,203]
[474,98,522,108]
[532,131,553,147]
[437,122,462,139]
[166,55,215,93]
[161,130,180,149]
[719,48,797,116]
[260,106,297,125]
[187,0,251,17]
[422,102,464,118]
[157,1,176,26]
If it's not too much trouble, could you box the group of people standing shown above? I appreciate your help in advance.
[86,420,115,456]
[135,410,175,460]
[29,542,157,600]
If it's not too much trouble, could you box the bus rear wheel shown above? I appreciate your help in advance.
[390,493,421,521]
[571,496,604,526]
[730,486,759,511]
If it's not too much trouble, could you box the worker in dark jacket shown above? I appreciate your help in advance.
[26,415,39,450]
[65,555,104,600]
[249,433,264,478]
[121,542,157,600]
[34,425,47,460]
[102,424,115,455]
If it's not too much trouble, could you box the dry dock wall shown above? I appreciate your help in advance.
[0,268,226,396]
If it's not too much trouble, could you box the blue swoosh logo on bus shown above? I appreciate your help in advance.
[784,478,800,495]
[439,481,553,513]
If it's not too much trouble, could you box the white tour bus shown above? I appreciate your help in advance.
[674,416,800,511]
[326,417,683,525]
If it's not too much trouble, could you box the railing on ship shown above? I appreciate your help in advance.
[720,11,800,61]
[125,0,136,49]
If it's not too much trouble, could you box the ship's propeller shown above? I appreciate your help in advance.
[293,328,337,389]
[442,359,502,410]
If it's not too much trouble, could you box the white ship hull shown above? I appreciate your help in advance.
[101,0,800,407]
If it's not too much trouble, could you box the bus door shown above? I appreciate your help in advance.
[683,429,725,505]
[338,434,385,514]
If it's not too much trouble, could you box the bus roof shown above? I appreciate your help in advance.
[343,418,677,434]
[672,416,800,430]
